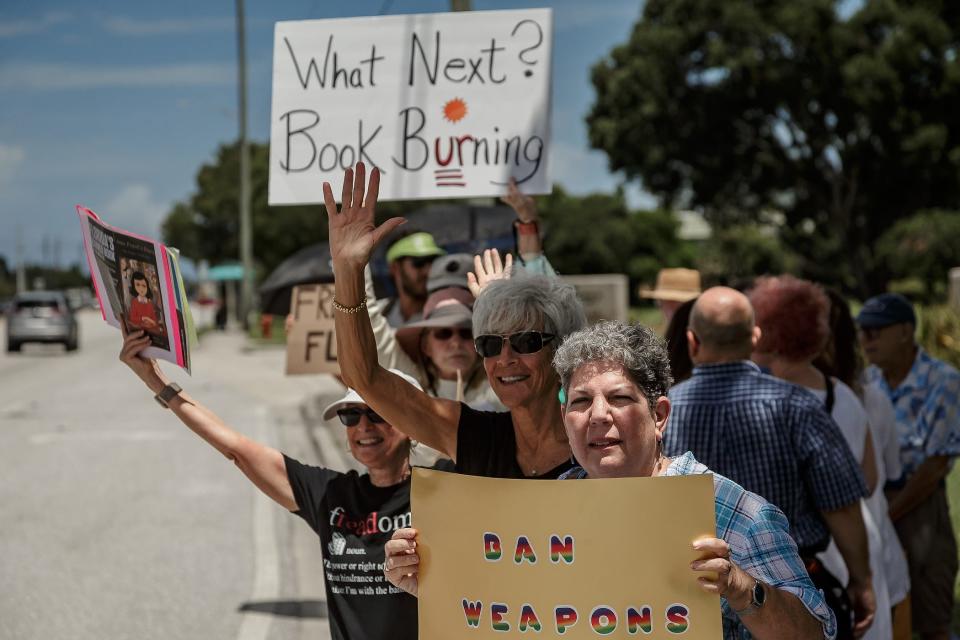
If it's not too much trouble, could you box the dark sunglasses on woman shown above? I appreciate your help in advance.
[336,407,386,427]
[430,327,473,341]
[474,331,556,358]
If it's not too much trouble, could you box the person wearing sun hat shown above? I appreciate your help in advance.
[380,230,446,327]
[640,267,702,325]
[116,313,448,640]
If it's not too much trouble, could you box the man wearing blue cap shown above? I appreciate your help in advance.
[381,230,446,327]
[857,293,960,640]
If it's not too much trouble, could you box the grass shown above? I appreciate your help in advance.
[948,466,960,634]
[246,314,289,346]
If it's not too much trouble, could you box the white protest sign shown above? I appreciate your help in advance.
[269,9,552,204]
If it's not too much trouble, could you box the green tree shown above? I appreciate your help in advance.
[587,0,960,295]
[537,186,694,300]
[696,225,800,287]
[875,209,960,301]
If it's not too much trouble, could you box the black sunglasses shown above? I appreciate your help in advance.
[407,256,436,269]
[431,327,473,341]
[474,331,556,358]
[336,407,386,427]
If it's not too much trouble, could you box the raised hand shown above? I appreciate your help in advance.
[467,248,514,298]
[322,163,405,269]
[500,177,538,223]
[119,323,166,391]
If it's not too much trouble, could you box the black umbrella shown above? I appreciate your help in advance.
[258,242,334,315]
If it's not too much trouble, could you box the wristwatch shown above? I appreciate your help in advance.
[733,579,766,616]
[154,382,183,409]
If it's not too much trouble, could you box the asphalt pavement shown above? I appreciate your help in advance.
[0,310,352,640]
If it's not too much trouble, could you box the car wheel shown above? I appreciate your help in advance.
[7,341,21,352]
[65,332,79,352]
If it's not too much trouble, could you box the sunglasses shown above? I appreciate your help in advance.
[336,407,386,427]
[474,331,556,358]
[406,256,436,269]
[430,327,473,341]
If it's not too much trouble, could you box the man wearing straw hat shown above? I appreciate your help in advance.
[640,267,702,324]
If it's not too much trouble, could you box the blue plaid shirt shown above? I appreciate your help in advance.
[865,347,960,479]
[664,361,867,551]
[560,453,836,640]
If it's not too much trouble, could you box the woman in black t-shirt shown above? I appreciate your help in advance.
[118,329,437,640]
[322,163,587,479]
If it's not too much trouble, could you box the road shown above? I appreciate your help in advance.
[0,310,351,640]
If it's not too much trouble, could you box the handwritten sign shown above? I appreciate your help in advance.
[285,284,340,375]
[269,9,553,204]
[412,469,722,639]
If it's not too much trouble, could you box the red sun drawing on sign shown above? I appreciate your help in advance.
[443,98,468,123]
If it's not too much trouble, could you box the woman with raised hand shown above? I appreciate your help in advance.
[323,163,586,479]
[118,319,444,640]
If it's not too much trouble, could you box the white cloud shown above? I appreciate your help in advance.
[102,16,235,36]
[0,11,70,38]
[101,184,171,238]
[0,62,235,90]
[0,143,25,186]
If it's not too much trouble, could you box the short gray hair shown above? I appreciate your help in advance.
[553,320,673,410]
[473,270,586,340]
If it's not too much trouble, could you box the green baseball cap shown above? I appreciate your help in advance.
[385,232,446,263]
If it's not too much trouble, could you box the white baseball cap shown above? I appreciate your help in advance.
[321,368,423,421]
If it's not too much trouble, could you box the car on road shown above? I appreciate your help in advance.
[6,291,79,352]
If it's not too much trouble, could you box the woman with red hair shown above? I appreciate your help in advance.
[749,275,891,640]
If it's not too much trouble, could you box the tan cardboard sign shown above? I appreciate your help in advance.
[412,468,721,639]
[285,284,340,375]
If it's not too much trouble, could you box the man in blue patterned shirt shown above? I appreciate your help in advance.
[664,287,874,638]
[858,292,960,640]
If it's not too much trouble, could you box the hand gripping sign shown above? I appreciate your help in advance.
[269,8,553,204]
[411,469,723,639]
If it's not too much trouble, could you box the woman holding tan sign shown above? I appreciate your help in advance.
[385,322,837,640]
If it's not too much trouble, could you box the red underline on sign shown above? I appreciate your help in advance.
[434,169,462,174]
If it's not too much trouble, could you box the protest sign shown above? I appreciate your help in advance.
[285,284,340,375]
[269,8,552,204]
[412,468,722,639]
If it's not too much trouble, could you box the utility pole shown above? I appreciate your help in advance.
[15,225,26,293]
[235,0,253,329]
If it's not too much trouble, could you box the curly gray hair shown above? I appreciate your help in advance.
[472,270,586,341]
[553,320,673,410]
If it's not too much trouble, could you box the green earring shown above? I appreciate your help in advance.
[557,388,566,405]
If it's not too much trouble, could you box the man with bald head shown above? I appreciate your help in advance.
[664,287,875,639]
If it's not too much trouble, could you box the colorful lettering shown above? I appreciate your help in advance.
[665,604,689,634]
[519,603,542,632]
[514,535,537,564]
[484,532,502,561]
[462,599,483,627]
[555,606,579,634]
[491,603,510,632]
[549,534,575,564]
[590,606,618,635]
[627,606,653,634]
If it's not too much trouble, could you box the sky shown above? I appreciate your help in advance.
[0,0,652,269]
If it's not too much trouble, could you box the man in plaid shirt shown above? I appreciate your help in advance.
[664,287,874,638]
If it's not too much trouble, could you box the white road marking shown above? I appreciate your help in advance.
[29,430,178,445]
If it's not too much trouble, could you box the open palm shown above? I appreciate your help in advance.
[322,163,405,268]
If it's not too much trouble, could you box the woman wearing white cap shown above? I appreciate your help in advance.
[118,325,445,640]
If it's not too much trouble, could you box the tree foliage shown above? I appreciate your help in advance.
[537,186,695,299]
[875,209,960,300]
[587,0,960,295]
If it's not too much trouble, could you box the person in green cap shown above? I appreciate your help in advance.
[381,230,446,327]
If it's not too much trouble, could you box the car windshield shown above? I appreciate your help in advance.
[15,300,61,314]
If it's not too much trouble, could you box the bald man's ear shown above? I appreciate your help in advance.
[686,329,699,359]
[751,326,762,349]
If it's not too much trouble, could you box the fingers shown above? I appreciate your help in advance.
[482,249,494,276]
[119,330,151,361]
[364,166,380,210]
[341,166,354,210]
[690,557,732,575]
[467,272,480,298]
[503,252,513,274]
[371,217,407,248]
[692,537,730,559]
[322,182,338,217]
[352,162,366,211]
[490,248,503,273]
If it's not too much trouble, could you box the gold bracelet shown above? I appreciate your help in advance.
[333,298,367,314]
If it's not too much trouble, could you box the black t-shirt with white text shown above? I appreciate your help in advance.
[284,455,424,640]
[455,404,577,479]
